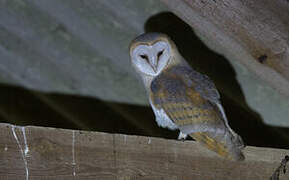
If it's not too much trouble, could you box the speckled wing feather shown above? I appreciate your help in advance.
[150,64,244,160]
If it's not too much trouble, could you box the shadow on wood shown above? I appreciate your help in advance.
[0,82,289,149]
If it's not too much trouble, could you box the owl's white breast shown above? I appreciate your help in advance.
[149,98,178,130]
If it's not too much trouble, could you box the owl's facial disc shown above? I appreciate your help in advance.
[132,41,171,76]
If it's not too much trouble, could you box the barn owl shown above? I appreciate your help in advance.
[129,32,245,161]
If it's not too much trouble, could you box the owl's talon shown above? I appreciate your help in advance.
[178,132,187,141]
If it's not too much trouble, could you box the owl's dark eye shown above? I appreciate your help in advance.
[157,50,164,59]
[140,54,149,61]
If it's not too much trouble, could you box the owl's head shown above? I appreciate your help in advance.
[129,33,178,77]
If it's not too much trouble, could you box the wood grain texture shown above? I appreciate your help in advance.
[0,123,288,179]
[0,0,168,105]
[160,0,289,100]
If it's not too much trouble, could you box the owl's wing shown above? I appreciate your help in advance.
[172,64,220,103]
[150,65,244,160]
[185,67,245,155]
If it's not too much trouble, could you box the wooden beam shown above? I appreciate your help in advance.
[160,0,289,99]
[0,123,288,179]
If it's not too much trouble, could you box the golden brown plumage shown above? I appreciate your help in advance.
[150,64,244,160]
[130,32,245,161]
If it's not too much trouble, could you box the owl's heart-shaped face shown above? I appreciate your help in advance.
[130,40,171,76]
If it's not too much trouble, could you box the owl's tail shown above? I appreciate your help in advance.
[189,131,245,161]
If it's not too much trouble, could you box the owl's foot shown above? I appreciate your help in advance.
[178,132,187,141]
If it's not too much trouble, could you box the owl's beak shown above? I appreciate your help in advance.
[152,65,158,72]
[151,56,158,72]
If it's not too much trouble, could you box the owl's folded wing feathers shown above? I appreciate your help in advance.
[150,65,244,160]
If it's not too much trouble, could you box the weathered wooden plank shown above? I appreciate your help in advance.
[160,0,289,127]
[0,0,167,105]
[0,123,288,179]
[161,0,289,95]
